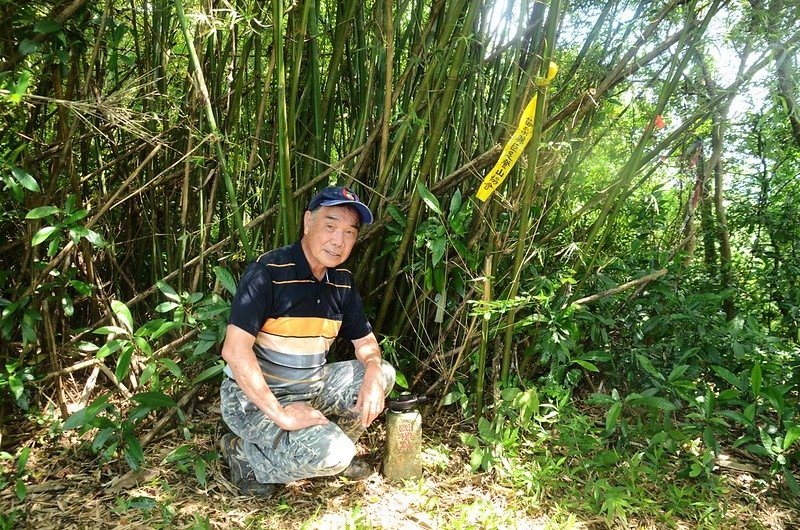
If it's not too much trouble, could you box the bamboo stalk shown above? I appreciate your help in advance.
[273,0,296,244]
[500,0,562,384]
[173,0,252,260]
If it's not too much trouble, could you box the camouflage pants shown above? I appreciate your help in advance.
[220,359,395,484]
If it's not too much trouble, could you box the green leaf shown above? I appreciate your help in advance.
[83,229,104,247]
[164,444,191,464]
[712,365,742,389]
[16,447,30,475]
[85,394,110,420]
[8,375,24,400]
[626,395,676,412]
[460,432,479,448]
[191,362,224,385]
[214,266,237,296]
[70,280,93,296]
[123,435,144,471]
[187,292,203,304]
[573,359,599,372]
[448,188,463,222]
[34,19,62,34]
[61,294,74,317]
[387,204,406,227]
[7,71,31,104]
[15,479,26,501]
[96,339,123,359]
[477,417,493,439]
[92,427,115,453]
[157,281,180,302]
[430,237,446,267]
[11,167,39,192]
[132,336,153,357]
[441,391,461,406]
[25,206,60,219]
[606,402,622,432]
[500,387,521,401]
[132,391,177,409]
[195,459,207,487]
[115,345,133,382]
[150,320,182,340]
[394,370,409,389]
[63,408,87,430]
[750,363,762,396]
[46,235,61,257]
[31,226,58,246]
[635,354,664,381]
[668,364,690,382]
[744,403,756,423]
[111,300,134,333]
[94,325,128,335]
[784,426,800,451]
[63,209,89,224]
[785,468,800,496]
[416,181,441,215]
[161,359,182,378]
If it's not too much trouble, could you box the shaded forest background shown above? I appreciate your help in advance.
[1,0,799,526]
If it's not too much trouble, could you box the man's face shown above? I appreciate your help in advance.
[301,205,360,276]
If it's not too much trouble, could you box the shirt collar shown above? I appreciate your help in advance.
[291,241,317,280]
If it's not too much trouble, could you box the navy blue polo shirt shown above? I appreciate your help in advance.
[225,242,372,397]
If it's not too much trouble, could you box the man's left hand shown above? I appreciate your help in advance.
[355,363,385,427]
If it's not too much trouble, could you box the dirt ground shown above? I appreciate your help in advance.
[1,394,799,530]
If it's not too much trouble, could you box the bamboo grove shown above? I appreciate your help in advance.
[2,0,800,483]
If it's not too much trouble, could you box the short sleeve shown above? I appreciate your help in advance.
[228,261,272,336]
[338,282,372,341]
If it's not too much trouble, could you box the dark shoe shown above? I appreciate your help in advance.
[339,456,373,480]
[219,433,277,496]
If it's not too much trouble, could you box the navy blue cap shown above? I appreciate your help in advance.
[306,186,374,225]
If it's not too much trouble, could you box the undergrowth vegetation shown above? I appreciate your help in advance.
[1,0,799,527]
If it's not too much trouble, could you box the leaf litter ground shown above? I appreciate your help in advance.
[1,393,798,529]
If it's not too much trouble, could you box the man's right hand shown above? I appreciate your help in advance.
[276,402,329,431]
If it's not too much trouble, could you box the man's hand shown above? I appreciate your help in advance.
[276,402,329,431]
[355,363,385,428]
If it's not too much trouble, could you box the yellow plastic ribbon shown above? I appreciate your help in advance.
[476,62,559,202]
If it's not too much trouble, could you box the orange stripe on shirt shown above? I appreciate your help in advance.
[262,316,342,338]
[257,333,335,355]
